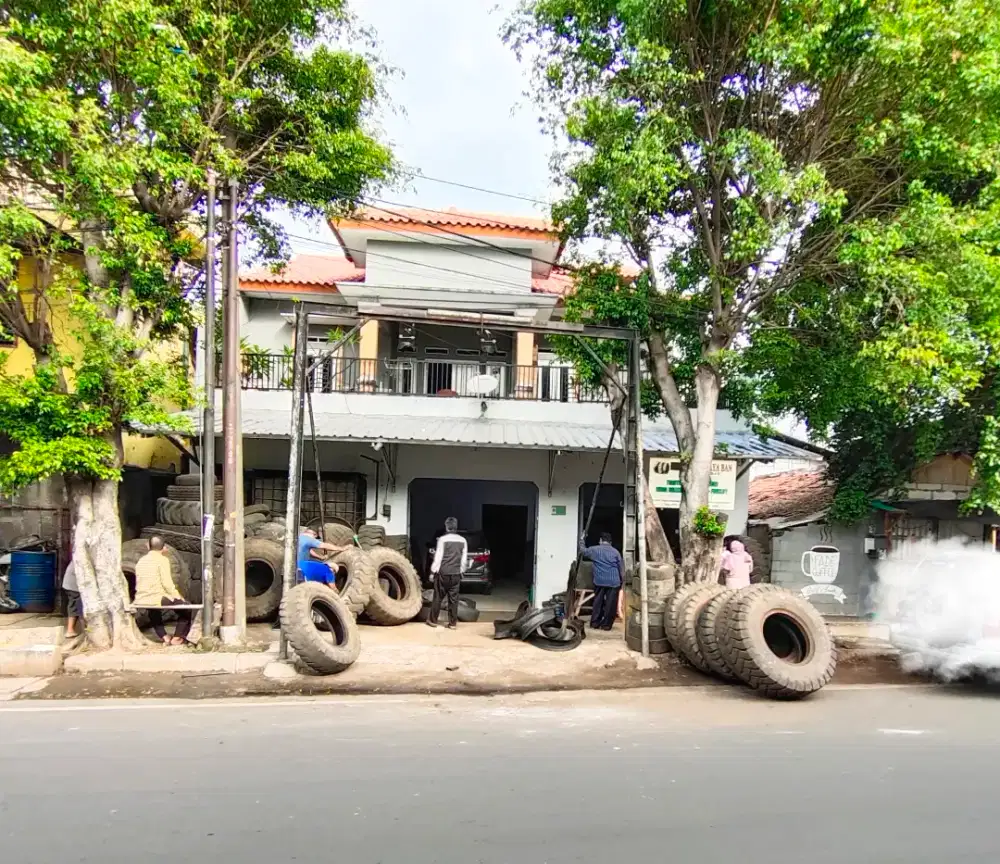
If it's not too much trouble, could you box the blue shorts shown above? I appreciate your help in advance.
[298,560,333,584]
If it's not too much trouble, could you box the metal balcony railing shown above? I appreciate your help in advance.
[222,354,611,402]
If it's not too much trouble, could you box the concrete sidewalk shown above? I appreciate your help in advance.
[8,615,906,701]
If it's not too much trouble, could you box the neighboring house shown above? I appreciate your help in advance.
[748,456,1000,619]
[1,241,188,549]
[196,206,817,607]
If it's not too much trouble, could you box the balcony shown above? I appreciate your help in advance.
[225,353,609,403]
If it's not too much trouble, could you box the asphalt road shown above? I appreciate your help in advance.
[2,684,1000,863]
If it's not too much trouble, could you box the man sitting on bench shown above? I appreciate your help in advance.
[134,536,192,645]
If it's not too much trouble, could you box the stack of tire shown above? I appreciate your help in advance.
[663,582,837,700]
[143,477,286,622]
[279,526,424,676]
[624,562,676,654]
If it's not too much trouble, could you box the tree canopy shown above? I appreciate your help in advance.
[510,0,1000,561]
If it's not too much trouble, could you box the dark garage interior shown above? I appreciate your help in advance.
[408,478,538,609]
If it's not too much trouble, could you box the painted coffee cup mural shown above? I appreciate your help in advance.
[801,545,846,604]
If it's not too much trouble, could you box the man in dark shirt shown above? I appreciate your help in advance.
[427,517,468,630]
[579,531,625,631]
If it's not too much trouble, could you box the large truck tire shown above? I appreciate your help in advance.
[323,523,356,546]
[356,523,386,550]
[663,581,711,652]
[280,582,360,675]
[719,586,837,699]
[697,589,740,681]
[173,473,203,487]
[120,539,192,602]
[166,484,223,501]
[363,547,423,625]
[157,498,219,526]
[675,584,727,675]
[243,537,285,622]
[140,525,222,557]
[326,548,376,617]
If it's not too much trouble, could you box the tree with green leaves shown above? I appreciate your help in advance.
[510,0,1000,582]
[0,0,393,648]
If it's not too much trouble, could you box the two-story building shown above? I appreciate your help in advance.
[198,207,815,609]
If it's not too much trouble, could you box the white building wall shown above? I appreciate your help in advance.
[232,435,751,606]
[364,240,534,293]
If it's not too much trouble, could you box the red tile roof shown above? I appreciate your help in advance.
[240,254,364,288]
[337,206,555,235]
[748,470,833,521]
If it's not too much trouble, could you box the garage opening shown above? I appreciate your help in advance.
[579,483,681,561]
[408,478,538,613]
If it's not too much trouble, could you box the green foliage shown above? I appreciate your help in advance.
[511,0,1000,516]
[692,506,726,538]
[965,417,1000,515]
[0,0,393,494]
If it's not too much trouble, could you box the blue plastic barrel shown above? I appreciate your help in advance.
[9,551,57,613]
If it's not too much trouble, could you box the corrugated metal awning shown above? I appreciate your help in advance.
[140,409,820,461]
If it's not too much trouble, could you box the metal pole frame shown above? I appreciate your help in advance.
[632,337,648,656]
[200,170,217,642]
[279,303,309,661]
[221,179,241,632]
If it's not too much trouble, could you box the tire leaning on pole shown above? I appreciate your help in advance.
[280,582,360,675]
[719,586,837,699]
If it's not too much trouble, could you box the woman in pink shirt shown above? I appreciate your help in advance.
[721,539,753,589]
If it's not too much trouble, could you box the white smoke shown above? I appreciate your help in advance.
[877,538,1000,682]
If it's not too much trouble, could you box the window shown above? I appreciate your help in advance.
[250,471,366,527]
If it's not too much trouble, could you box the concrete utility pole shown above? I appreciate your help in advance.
[220,179,245,644]
[200,170,217,643]
[279,303,309,661]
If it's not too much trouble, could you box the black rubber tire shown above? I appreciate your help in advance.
[625,630,670,654]
[416,595,481,624]
[646,562,676,583]
[696,589,740,681]
[120,539,192,601]
[280,582,360,675]
[626,611,667,642]
[243,537,285,622]
[675,584,727,675]
[157,498,219,526]
[243,512,267,528]
[719,586,837,699]
[254,522,286,543]
[356,523,385,551]
[528,619,585,651]
[244,504,270,517]
[166,484,223,501]
[384,535,410,557]
[326,548,376,617]
[173,473,203,487]
[663,581,711,652]
[323,523,356,546]
[493,601,532,639]
[140,526,223,557]
[363,547,423,625]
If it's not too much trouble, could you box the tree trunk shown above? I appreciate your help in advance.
[68,432,144,651]
[605,374,674,564]
[677,363,726,584]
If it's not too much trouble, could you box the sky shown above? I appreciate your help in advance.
[284,0,555,254]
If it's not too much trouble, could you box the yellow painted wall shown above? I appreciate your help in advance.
[1,255,183,472]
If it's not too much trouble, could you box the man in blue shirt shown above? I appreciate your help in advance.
[579,531,625,631]
[297,527,352,583]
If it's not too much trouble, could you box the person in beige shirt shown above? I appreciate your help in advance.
[134,536,191,645]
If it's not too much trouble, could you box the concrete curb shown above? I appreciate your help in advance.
[63,650,273,675]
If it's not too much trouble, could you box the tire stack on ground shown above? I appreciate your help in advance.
[624,562,676,655]
[661,582,837,700]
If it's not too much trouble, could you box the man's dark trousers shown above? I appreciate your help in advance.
[430,573,461,626]
[590,585,620,630]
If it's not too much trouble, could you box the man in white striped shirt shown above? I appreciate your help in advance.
[427,517,467,629]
